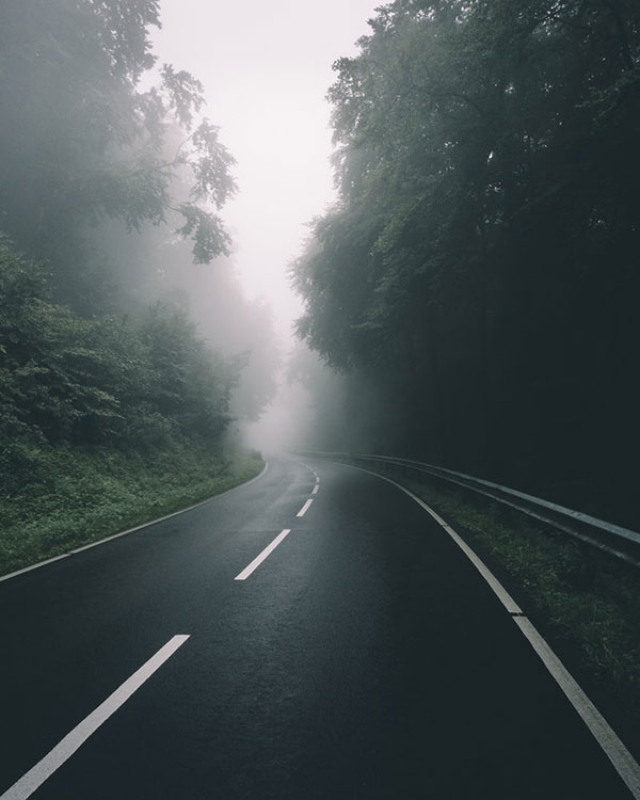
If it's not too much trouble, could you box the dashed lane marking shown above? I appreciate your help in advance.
[297,499,314,518]
[0,462,270,584]
[1,636,190,800]
[234,530,291,581]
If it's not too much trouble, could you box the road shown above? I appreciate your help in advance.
[0,456,636,799]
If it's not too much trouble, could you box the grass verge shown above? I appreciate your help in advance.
[0,442,264,577]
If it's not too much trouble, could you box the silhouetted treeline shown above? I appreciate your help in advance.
[292,0,640,524]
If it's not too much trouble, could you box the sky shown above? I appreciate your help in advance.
[152,0,382,341]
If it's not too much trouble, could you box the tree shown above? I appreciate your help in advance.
[0,0,236,308]
[292,0,640,519]
[0,238,239,461]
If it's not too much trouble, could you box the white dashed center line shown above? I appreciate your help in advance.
[234,530,291,581]
[297,499,313,518]
[1,636,190,800]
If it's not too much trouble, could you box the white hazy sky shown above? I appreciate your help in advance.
[152,0,381,339]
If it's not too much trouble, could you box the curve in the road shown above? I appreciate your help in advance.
[354,465,640,800]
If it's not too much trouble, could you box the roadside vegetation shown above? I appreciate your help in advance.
[0,443,263,577]
[0,239,264,576]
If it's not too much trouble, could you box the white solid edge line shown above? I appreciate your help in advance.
[376,473,522,614]
[347,463,640,799]
[312,484,320,495]
[297,499,314,518]
[0,461,270,584]
[235,530,291,581]
[513,617,640,798]
[1,635,190,800]
[0,553,72,580]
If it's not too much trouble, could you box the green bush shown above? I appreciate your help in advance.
[0,239,239,453]
[0,442,264,575]
[0,237,262,575]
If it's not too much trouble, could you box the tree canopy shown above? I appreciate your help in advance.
[292,0,640,522]
[0,0,236,307]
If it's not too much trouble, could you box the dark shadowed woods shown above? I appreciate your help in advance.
[292,0,640,526]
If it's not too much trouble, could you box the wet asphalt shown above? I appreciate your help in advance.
[0,456,634,799]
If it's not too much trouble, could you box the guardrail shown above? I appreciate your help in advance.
[305,452,640,569]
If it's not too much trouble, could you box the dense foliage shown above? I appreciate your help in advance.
[293,0,640,522]
[0,239,238,491]
[0,0,273,569]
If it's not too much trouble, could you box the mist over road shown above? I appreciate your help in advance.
[0,458,634,799]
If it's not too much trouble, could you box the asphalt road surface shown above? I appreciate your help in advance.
[0,456,636,799]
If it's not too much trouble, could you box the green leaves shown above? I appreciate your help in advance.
[292,0,640,490]
[298,0,640,363]
[0,0,236,291]
[171,117,237,262]
[91,0,161,82]
[160,64,205,129]
[176,205,232,264]
[189,119,237,207]
[0,242,238,450]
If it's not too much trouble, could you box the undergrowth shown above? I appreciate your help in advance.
[0,442,264,576]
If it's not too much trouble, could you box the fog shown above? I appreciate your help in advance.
[152,0,382,331]
[149,0,383,451]
[1,0,386,458]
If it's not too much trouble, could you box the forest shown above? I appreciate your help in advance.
[292,0,640,526]
[2,0,639,574]
[0,0,278,572]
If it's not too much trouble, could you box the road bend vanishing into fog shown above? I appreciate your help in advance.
[1,457,638,799]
